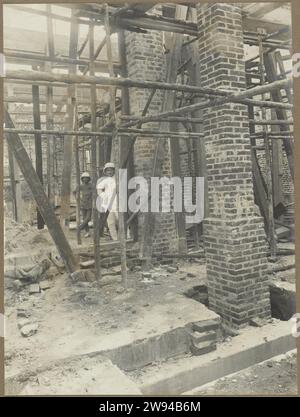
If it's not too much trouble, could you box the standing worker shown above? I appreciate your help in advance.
[96,162,118,241]
[74,172,93,238]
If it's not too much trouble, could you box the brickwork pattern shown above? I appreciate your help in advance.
[125,29,178,255]
[197,3,271,328]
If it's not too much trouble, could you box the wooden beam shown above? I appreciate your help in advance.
[105,5,127,288]
[263,51,294,179]
[249,119,293,125]
[4,50,121,70]
[259,31,276,257]
[60,10,79,229]
[89,22,101,282]
[5,78,111,91]
[32,81,45,229]
[5,110,79,274]
[184,12,209,223]
[7,145,22,222]
[121,115,203,124]
[74,105,82,246]
[249,3,285,19]
[123,78,293,128]
[46,4,55,206]
[118,28,138,241]
[3,127,203,139]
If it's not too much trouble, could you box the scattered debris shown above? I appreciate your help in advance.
[249,317,267,328]
[166,266,178,273]
[20,323,39,338]
[39,281,52,291]
[12,280,23,291]
[29,284,40,294]
[17,308,31,318]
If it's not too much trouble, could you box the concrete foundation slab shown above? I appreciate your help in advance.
[137,320,296,395]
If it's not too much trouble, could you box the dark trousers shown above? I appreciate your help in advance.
[79,208,92,232]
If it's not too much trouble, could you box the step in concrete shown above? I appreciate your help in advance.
[190,330,217,344]
[192,318,220,333]
[190,340,217,356]
[5,294,220,383]
[137,320,296,395]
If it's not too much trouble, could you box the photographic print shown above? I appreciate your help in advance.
[1,1,298,397]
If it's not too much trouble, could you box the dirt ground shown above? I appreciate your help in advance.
[189,351,297,395]
[4,216,297,395]
[4,217,206,381]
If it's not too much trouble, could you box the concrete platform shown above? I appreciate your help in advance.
[5,293,220,390]
[39,294,220,372]
[134,320,296,395]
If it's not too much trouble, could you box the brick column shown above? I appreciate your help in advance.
[125,29,178,255]
[196,3,271,328]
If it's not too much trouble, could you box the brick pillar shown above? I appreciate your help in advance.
[196,4,271,328]
[125,29,178,255]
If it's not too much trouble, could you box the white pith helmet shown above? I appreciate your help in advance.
[103,162,115,172]
[81,171,91,179]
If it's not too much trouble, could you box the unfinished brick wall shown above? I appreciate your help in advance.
[196,3,271,328]
[125,29,178,255]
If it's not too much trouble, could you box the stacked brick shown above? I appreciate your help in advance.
[196,3,271,328]
[124,29,178,255]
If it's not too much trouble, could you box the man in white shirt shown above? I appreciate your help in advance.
[96,162,118,240]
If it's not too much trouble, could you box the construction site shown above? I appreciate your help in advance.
[3,2,297,395]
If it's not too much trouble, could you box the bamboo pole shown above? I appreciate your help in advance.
[32,81,45,229]
[5,50,120,71]
[121,115,203,124]
[7,146,18,221]
[5,79,111,91]
[105,4,127,288]
[258,30,277,258]
[118,28,138,241]
[3,127,203,139]
[89,22,101,282]
[74,105,82,246]
[60,10,78,230]
[6,70,292,109]
[82,37,107,76]
[46,4,55,207]
[249,119,293,125]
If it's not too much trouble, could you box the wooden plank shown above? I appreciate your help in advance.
[5,110,79,274]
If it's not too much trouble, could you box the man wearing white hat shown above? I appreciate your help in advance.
[74,171,93,237]
[96,162,118,240]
